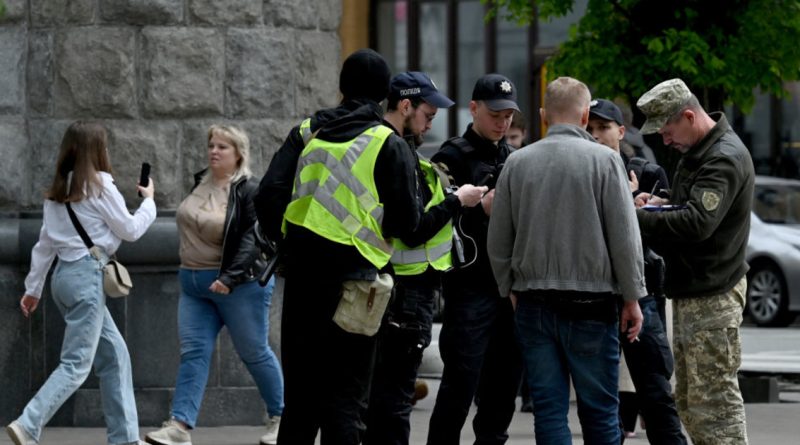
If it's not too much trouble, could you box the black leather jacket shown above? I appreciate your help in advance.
[192,170,261,290]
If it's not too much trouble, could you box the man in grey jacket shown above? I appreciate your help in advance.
[487,76,646,444]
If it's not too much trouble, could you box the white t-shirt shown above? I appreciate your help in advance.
[24,172,157,298]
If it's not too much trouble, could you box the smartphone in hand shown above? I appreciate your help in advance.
[138,162,151,197]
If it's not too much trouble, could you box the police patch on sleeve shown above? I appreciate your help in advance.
[701,190,721,211]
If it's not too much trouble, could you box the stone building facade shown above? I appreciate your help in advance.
[0,0,342,427]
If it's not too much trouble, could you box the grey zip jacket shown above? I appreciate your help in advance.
[487,124,647,302]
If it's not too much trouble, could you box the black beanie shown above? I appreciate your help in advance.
[339,49,391,103]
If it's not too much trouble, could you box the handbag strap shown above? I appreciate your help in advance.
[65,202,96,249]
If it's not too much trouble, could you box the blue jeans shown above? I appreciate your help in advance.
[172,269,283,427]
[18,254,140,445]
[515,294,620,445]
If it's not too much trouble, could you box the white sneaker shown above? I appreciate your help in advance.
[6,421,37,445]
[145,419,192,445]
[259,416,281,445]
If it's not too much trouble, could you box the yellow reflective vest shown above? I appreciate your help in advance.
[283,120,395,268]
[390,159,453,276]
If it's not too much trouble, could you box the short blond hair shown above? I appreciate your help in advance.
[543,77,591,124]
[203,124,252,184]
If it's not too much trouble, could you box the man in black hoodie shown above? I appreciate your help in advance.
[254,49,420,445]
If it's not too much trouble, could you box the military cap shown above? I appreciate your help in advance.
[637,78,693,135]
[472,73,520,111]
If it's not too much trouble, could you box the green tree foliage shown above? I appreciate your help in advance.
[484,0,800,115]
[0,1,5,19]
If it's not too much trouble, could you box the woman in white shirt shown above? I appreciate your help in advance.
[7,121,156,445]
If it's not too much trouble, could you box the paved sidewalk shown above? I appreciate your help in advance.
[3,379,799,444]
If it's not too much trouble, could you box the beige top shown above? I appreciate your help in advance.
[177,180,229,269]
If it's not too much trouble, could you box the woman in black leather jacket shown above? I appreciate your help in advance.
[146,125,283,445]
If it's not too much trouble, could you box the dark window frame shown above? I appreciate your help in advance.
[370,0,538,139]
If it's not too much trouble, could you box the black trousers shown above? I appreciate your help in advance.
[427,283,523,445]
[621,296,688,445]
[277,274,377,445]
[364,275,438,445]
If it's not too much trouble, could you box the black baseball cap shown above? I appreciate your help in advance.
[471,73,519,111]
[389,71,455,108]
[589,99,624,126]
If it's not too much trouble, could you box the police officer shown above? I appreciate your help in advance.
[426,74,524,445]
[587,99,688,445]
[253,49,421,445]
[363,72,486,445]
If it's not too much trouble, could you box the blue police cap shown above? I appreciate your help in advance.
[389,71,455,108]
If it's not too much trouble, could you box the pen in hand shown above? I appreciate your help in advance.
[646,180,660,205]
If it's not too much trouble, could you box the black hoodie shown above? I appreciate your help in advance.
[255,99,420,280]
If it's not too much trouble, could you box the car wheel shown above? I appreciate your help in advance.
[747,263,796,327]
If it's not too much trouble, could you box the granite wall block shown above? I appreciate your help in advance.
[294,31,340,116]
[190,0,262,25]
[226,28,295,118]
[106,120,184,208]
[100,0,184,25]
[0,0,27,24]
[26,30,54,116]
[0,118,28,208]
[55,28,137,118]
[0,27,26,114]
[141,28,225,118]
[30,0,94,27]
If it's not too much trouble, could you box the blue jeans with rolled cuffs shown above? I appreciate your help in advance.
[17,254,140,445]
[515,293,621,445]
[171,269,283,427]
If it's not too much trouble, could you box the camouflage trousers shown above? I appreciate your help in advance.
[673,277,748,445]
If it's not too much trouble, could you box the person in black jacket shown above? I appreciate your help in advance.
[146,125,284,445]
[588,99,688,445]
[426,74,523,445]
[254,49,421,445]
[363,72,486,445]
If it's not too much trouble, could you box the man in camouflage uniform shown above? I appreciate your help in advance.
[633,78,754,445]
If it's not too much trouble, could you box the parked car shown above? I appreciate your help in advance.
[746,175,800,326]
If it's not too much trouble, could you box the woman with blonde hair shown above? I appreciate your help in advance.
[7,121,156,445]
[146,125,283,445]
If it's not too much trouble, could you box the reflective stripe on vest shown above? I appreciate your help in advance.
[299,118,314,145]
[390,159,453,275]
[390,241,451,264]
[284,124,394,268]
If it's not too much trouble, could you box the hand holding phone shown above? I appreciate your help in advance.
[138,162,151,197]
[477,173,494,188]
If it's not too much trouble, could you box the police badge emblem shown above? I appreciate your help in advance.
[702,190,721,211]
